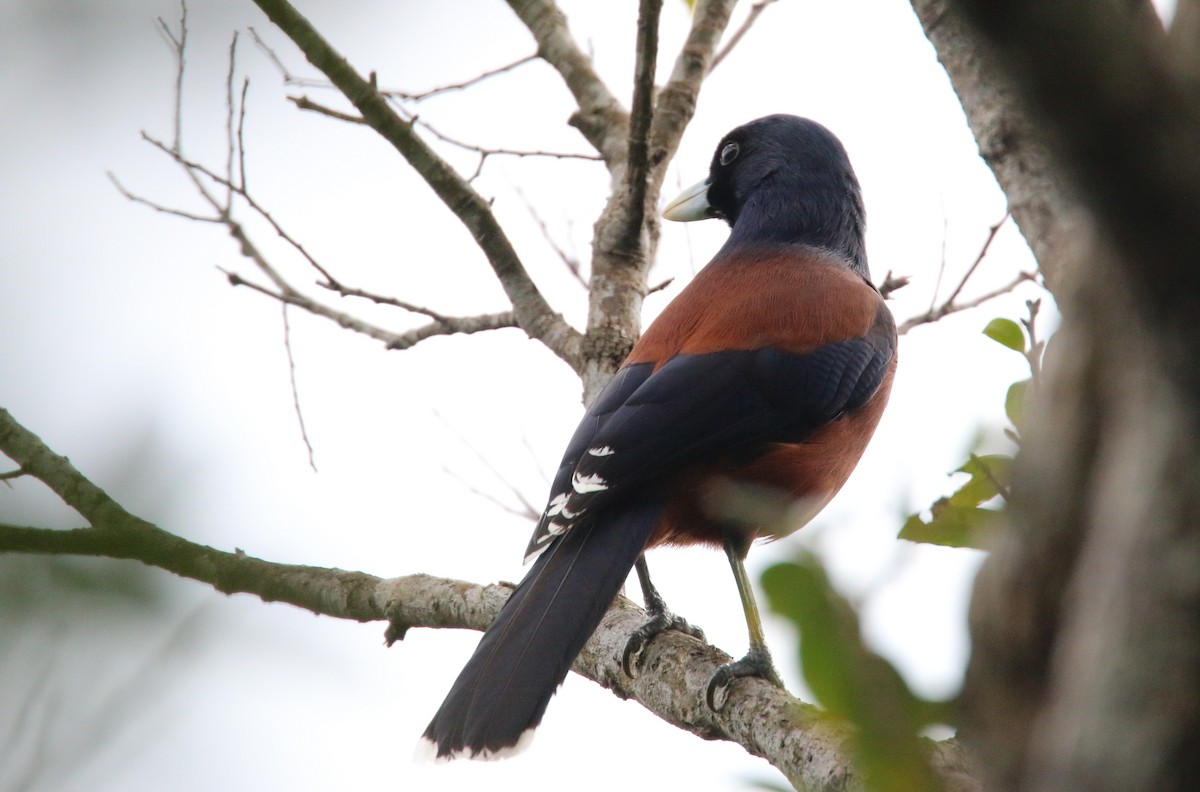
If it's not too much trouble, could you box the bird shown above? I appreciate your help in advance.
[420,114,897,760]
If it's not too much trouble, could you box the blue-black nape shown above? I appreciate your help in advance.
[705,115,868,278]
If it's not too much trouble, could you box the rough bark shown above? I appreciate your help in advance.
[919,2,1200,789]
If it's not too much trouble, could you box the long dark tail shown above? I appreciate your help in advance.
[421,499,662,760]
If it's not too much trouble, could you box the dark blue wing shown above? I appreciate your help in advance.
[523,363,654,560]
[524,329,893,562]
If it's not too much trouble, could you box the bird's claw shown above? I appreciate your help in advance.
[706,646,783,711]
[622,611,705,678]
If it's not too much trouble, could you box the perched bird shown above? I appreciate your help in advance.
[421,114,897,760]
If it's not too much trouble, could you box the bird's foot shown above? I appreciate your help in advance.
[706,644,783,711]
[622,610,705,678]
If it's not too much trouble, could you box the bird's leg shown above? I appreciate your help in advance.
[707,533,784,711]
[622,555,705,677]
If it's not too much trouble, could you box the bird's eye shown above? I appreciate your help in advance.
[719,141,739,166]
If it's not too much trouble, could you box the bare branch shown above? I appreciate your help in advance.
[0,467,26,482]
[646,277,674,296]
[249,26,331,90]
[281,305,317,471]
[313,282,451,321]
[126,121,517,356]
[224,31,239,207]
[289,94,366,124]
[909,0,1091,294]
[223,270,516,351]
[380,53,539,101]
[138,130,340,287]
[898,270,1038,334]
[505,0,629,164]
[895,214,1031,333]
[610,0,663,262]
[940,213,1010,308]
[107,172,221,223]
[515,187,588,286]
[1021,297,1044,382]
[412,115,602,162]
[878,270,912,299]
[434,409,541,522]
[647,0,738,183]
[579,0,738,401]
[385,312,518,351]
[157,2,186,152]
[711,0,779,71]
[250,0,583,371]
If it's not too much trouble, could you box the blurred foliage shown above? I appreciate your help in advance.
[756,303,1052,789]
[762,552,951,792]
[899,302,1045,550]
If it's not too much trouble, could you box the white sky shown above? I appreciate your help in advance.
[0,1,1047,790]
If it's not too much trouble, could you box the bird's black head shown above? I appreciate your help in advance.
[664,115,869,277]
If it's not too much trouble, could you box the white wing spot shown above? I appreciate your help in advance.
[572,472,609,493]
[547,520,568,535]
[587,445,615,457]
[545,492,569,517]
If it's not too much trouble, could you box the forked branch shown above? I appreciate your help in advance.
[249,0,583,370]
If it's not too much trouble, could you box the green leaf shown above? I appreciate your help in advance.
[983,317,1026,352]
[950,454,1012,507]
[900,499,1000,549]
[762,555,946,791]
[1006,379,1029,428]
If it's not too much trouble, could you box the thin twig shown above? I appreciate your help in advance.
[139,131,340,285]
[411,115,602,161]
[156,2,186,152]
[313,281,451,322]
[878,270,912,299]
[897,213,1018,333]
[237,79,250,192]
[898,270,1037,334]
[646,277,674,296]
[249,26,331,90]
[434,410,541,523]
[711,0,778,71]
[380,53,539,101]
[281,305,317,472]
[505,0,630,163]
[252,0,583,370]
[942,213,1011,308]
[0,467,26,482]
[929,209,951,313]
[515,186,587,286]
[107,172,221,223]
[224,31,240,210]
[1022,297,1044,382]
[441,464,541,521]
[226,269,517,351]
[289,95,366,124]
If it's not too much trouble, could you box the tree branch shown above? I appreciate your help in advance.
[0,404,975,790]
[908,0,1091,294]
[225,270,516,351]
[611,0,663,259]
[249,0,583,371]
[711,0,779,71]
[380,53,540,102]
[577,0,739,402]
[505,0,630,165]
[648,0,738,183]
